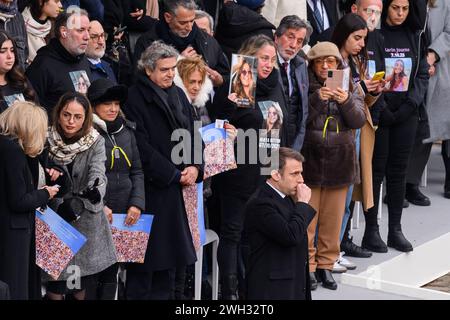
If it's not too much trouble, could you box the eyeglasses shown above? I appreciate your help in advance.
[363,8,382,17]
[268,111,278,116]
[89,33,108,41]
[241,70,252,76]
[314,57,338,66]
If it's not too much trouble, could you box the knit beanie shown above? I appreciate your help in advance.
[236,0,265,10]
[306,41,342,63]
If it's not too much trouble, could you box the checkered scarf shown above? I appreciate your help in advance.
[48,126,100,165]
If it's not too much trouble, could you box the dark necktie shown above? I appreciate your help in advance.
[283,61,289,73]
[313,0,324,33]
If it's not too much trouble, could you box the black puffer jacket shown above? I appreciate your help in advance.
[215,2,275,61]
[93,114,145,213]
[302,68,365,188]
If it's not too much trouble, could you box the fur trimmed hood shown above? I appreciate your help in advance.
[173,69,214,108]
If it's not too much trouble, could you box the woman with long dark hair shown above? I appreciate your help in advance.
[22,0,63,63]
[0,31,36,112]
[330,13,385,270]
[361,0,429,253]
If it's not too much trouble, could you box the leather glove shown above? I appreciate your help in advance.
[57,198,84,222]
[80,178,102,204]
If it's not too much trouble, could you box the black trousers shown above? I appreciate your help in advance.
[443,141,450,189]
[217,193,248,277]
[125,268,175,300]
[365,114,418,228]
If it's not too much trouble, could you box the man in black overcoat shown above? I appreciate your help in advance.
[245,147,316,300]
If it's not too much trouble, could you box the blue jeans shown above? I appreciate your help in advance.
[339,129,361,241]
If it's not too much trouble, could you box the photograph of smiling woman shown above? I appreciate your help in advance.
[229,54,257,108]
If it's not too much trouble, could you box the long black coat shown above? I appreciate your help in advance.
[244,182,316,300]
[94,116,145,213]
[0,136,50,300]
[123,73,201,271]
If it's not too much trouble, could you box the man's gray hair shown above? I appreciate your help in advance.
[54,6,89,39]
[275,15,313,45]
[195,10,214,31]
[164,0,197,15]
[137,41,179,72]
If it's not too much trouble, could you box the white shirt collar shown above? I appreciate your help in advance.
[87,57,102,65]
[266,181,286,199]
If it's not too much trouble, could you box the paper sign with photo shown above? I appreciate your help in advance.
[35,207,87,280]
[111,214,154,263]
[258,101,283,150]
[325,68,350,91]
[229,54,257,108]
[199,122,237,179]
[3,93,25,108]
[69,70,91,94]
[182,182,206,251]
[384,58,411,92]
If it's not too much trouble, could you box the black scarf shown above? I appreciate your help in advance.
[105,116,125,134]
[140,73,190,130]
[156,19,199,53]
[256,68,279,98]
[49,38,85,63]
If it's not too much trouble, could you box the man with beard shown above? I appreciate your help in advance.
[26,7,91,115]
[86,20,117,83]
[274,15,312,152]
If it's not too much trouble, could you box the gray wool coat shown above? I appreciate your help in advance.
[49,136,117,281]
[424,1,450,143]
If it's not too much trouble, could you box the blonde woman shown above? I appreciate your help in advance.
[0,101,59,300]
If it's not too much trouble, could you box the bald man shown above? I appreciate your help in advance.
[86,20,117,83]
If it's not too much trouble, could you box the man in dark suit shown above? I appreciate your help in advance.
[245,147,316,299]
[306,0,338,46]
[274,15,312,152]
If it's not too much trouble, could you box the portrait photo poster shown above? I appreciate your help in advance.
[229,54,258,108]
[258,100,283,149]
[384,58,412,92]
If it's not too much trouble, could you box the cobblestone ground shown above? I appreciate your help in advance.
[422,273,450,293]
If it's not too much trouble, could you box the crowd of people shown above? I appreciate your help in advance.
[0,0,448,301]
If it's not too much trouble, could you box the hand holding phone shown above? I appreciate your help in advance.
[372,71,385,81]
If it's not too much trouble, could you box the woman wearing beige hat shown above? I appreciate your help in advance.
[302,41,365,290]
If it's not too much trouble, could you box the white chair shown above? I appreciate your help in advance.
[194,229,219,300]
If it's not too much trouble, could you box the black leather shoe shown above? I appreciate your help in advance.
[316,269,337,290]
[387,228,413,252]
[362,228,388,253]
[309,272,318,291]
[405,184,431,206]
[341,237,372,258]
[384,195,409,208]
